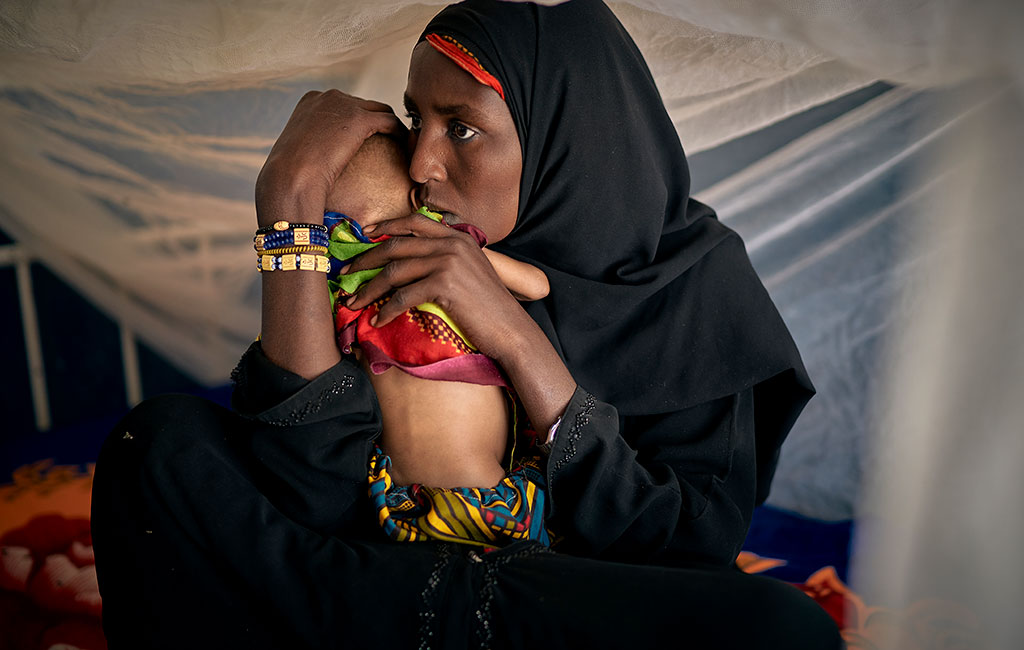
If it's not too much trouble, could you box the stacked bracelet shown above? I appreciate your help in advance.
[253,221,331,272]
[257,253,331,273]
[255,220,328,235]
[254,244,329,256]
[255,229,329,251]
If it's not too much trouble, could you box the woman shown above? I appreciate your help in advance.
[92,1,840,648]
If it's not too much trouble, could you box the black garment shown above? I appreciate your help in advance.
[231,339,751,566]
[93,1,830,645]
[92,346,841,649]
[424,0,814,504]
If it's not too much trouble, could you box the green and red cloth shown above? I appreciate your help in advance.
[327,208,507,387]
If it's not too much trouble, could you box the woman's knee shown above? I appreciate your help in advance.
[741,575,844,650]
[111,394,229,447]
[96,394,236,495]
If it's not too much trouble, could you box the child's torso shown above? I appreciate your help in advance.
[360,356,509,489]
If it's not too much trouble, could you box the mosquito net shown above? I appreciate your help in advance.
[2,1,1022,645]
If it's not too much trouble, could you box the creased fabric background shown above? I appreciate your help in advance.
[0,0,880,383]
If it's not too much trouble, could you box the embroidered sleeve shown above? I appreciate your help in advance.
[542,386,756,567]
[231,340,374,428]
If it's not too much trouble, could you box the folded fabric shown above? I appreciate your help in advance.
[368,445,550,548]
[326,208,506,387]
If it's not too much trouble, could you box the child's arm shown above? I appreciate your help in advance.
[482,248,550,301]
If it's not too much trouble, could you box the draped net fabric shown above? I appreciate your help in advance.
[0,0,883,384]
[4,0,1005,385]
[1,1,1023,645]
[696,84,996,522]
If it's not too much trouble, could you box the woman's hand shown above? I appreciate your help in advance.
[343,213,577,430]
[344,214,523,359]
[255,90,405,227]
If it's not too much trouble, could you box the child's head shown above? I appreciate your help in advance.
[325,134,415,225]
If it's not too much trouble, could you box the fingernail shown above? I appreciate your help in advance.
[339,263,350,274]
[345,295,355,307]
[370,315,378,327]
[362,224,376,234]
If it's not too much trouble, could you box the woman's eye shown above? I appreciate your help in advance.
[449,122,477,141]
[406,114,422,130]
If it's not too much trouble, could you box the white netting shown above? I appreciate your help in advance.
[2,2,1024,642]
[0,3,1018,381]
[0,0,881,383]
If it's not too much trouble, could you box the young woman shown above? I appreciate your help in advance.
[93,1,840,648]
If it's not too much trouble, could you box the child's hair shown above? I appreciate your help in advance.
[332,134,414,222]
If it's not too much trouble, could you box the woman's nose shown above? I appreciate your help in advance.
[409,132,446,184]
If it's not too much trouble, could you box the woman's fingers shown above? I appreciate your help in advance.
[337,217,528,359]
[358,96,403,118]
[345,251,440,313]
[300,90,396,121]
[308,91,405,139]
[342,230,503,329]
[256,90,405,221]
[353,99,406,136]
[356,96,394,112]
[346,253,477,329]
[361,212,453,239]
[373,278,448,328]
[362,108,405,136]
[343,217,481,284]
[344,233,459,276]
[346,239,490,315]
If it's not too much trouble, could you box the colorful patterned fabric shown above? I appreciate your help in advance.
[368,445,550,548]
[326,209,506,386]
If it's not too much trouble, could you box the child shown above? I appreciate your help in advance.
[323,134,551,547]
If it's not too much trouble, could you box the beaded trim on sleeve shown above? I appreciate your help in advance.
[229,346,254,389]
[263,375,354,427]
[553,393,596,472]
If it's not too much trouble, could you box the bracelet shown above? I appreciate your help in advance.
[255,230,329,250]
[254,244,329,255]
[255,220,328,235]
[536,415,562,456]
[257,253,331,273]
[546,416,562,444]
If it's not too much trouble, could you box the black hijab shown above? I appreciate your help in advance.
[421,0,814,501]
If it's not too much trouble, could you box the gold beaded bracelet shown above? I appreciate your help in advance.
[253,244,329,255]
[257,253,331,273]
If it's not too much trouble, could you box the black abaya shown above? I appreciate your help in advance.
[93,0,836,646]
[92,345,840,649]
[423,0,815,505]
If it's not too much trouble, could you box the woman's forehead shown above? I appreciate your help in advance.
[405,43,506,123]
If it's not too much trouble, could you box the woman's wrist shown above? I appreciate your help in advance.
[254,172,338,379]
[493,312,576,432]
[259,267,340,380]
[255,166,328,229]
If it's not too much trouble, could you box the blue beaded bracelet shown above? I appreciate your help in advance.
[254,229,329,252]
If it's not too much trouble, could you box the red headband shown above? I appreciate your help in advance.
[424,33,505,101]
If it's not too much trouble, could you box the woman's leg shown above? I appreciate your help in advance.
[485,545,842,650]
[92,394,841,649]
[91,394,435,649]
